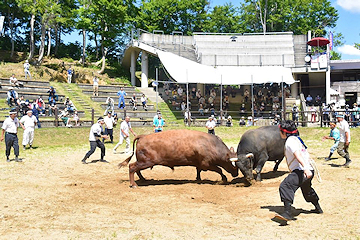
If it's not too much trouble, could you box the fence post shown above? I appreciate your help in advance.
[91,108,94,125]
[55,108,59,127]
[320,106,323,127]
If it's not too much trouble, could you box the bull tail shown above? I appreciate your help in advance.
[118,135,142,168]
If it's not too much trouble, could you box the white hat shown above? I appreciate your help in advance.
[27,110,33,114]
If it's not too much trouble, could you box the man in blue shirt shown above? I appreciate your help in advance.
[322,122,340,161]
[153,113,165,133]
[117,87,126,109]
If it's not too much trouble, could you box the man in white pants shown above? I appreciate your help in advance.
[19,110,37,150]
[24,60,31,80]
[113,116,136,154]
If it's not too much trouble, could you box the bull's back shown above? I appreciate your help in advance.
[135,130,223,167]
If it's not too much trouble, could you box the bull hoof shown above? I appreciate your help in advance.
[129,185,138,189]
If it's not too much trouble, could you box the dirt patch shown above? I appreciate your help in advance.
[0,145,359,239]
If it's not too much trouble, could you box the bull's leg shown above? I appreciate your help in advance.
[273,159,283,172]
[208,165,228,183]
[129,161,154,188]
[196,167,201,181]
[136,170,146,181]
[255,153,269,181]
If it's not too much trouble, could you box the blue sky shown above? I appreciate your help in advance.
[64,0,360,60]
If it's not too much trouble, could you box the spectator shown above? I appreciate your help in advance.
[322,122,340,161]
[310,106,317,122]
[47,86,58,102]
[24,60,31,80]
[104,97,115,116]
[152,80,158,91]
[322,103,330,127]
[140,94,148,111]
[315,95,322,106]
[306,94,313,106]
[244,89,249,102]
[59,109,71,127]
[64,97,76,114]
[246,116,254,127]
[103,112,116,143]
[199,103,204,116]
[36,96,46,116]
[210,103,215,116]
[71,110,81,127]
[344,104,351,122]
[153,112,165,133]
[117,87,126,109]
[19,110,37,150]
[7,87,19,107]
[239,116,246,126]
[196,89,201,100]
[184,109,192,126]
[352,103,359,127]
[93,76,99,96]
[31,100,41,128]
[191,87,196,99]
[223,95,229,111]
[48,96,57,116]
[18,96,28,116]
[292,104,299,125]
[226,115,233,127]
[177,86,183,97]
[205,115,216,135]
[10,74,23,88]
[113,116,136,154]
[240,103,246,116]
[129,93,137,111]
[172,90,178,101]
[181,101,186,113]
[336,114,352,167]
[67,67,73,84]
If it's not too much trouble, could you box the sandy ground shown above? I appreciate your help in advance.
[0,143,359,240]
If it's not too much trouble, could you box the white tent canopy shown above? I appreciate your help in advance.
[157,50,295,85]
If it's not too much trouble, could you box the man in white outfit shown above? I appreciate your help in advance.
[19,110,38,150]
[24,60,31,80]
[113,116,136,154]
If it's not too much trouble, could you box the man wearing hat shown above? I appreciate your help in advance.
[81,117,108,164]
[19,110,38,150]
[336,114,352,167]
[7,87,18,106]
[1,109,21,162]
[103,111,116,143]
[206,115,216,135]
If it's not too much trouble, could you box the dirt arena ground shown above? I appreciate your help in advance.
[0,134,359,239]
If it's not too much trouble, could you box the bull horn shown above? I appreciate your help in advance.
[229,158,239,162]
[246,153,254,158]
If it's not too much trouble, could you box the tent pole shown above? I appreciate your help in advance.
[220,75,223,121]
[156,68,158,111]
[282,76,284,120]
[251,75,254,122]
[186,69,189,111]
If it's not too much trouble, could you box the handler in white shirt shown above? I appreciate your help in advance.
[81,117,108,164]
[1,109,21,162]
[113,116,136,154]
[205,115,216,135]
[19,110,38,150]
[103,112,116,143]
[336,114,352,167]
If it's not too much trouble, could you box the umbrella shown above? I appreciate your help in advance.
[307,37,330,47]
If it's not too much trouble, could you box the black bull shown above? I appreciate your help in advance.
[231,126,286,182]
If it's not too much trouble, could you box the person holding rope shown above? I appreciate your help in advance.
[322,122,340,161]
[275,120,322,222]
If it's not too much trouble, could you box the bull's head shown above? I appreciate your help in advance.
[230,153,254,182]
[224,147,239,178]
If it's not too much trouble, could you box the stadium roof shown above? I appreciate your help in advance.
[157,51,295,85]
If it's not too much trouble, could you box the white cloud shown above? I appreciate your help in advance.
[337,0,360,13]
[337,45,360,56]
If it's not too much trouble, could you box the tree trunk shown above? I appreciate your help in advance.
[94,32,99,59]
[29,14,35,61]
[54,25,59,56]
[9,14,14,58]
[37,21,46,63]
[47,27,51,57]
[98,33,107,74]
[82,28,86,66]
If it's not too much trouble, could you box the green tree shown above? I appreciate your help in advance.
[202,3,242,33]
[239,0,338,35]
[137,0,209,35]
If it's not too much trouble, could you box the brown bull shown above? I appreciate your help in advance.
[119,129,239,188]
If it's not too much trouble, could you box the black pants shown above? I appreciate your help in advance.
[208,129,215,135]
[85,140,105,160]
[104,128,113,142]
[5,133,19,157]
[279,169,319,204]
